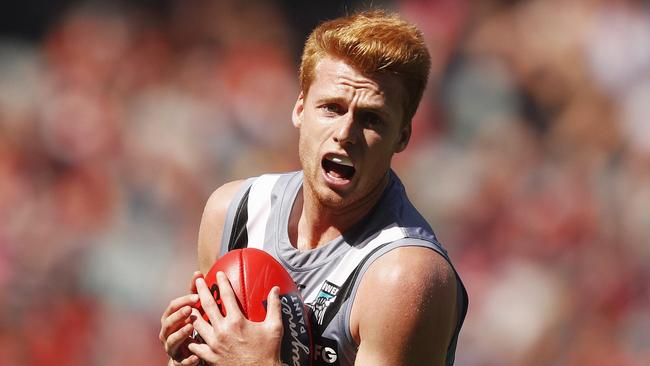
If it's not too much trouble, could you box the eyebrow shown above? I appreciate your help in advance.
[315,96,392,118]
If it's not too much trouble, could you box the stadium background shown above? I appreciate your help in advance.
[1,0,649,364]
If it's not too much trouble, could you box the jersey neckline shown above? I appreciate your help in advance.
[275,171,398,271]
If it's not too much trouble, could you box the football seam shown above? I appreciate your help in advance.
[239,249,249,317]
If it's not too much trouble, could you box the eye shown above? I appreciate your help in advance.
[321,103,342,115]
[359,112,382,128]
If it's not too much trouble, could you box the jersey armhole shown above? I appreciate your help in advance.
[340,239,459,349]
[219,178,255,258]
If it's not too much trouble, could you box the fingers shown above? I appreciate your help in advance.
[264,286,283,342]
[187,342,217,365]
[163,294,200,318]
[189,271,203,294]
[160,294,199,343]
[179,354,200,366]
[190,307,212,338]
[215,271,242,319]
[264,286,282,323]
[160,271,206,366]
[187,281,285,366]
[172,354,200,366]
[195,277,224,324]
[166,323,194,359]
[160,305,192,340]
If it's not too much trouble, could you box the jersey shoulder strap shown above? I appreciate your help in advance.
[223,174,283,253]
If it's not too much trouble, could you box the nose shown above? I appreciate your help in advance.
[333,113,358,146]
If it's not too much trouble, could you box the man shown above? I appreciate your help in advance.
[160,10,467,366]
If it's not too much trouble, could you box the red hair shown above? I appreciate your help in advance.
[299,10,431,123]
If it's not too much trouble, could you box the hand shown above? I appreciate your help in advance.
[160,271,204,366]
[189,272,284,366]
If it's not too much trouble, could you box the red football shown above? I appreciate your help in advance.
[199,248,312,365]
[203,248,298,320]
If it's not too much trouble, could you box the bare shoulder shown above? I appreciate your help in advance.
[197,179,247,273]
[351,246,458,366]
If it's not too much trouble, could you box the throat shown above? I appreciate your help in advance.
[288,187,347,250]
[289,172,390,251]
[295,215,344,250]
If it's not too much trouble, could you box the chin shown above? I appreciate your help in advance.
[315,188,344,207]
[313,184,353,209]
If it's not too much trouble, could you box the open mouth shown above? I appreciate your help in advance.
[322,154,355,180]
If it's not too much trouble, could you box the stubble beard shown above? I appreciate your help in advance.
[298,137,347,210]
[298,135,391,215]
[300,160,388,216]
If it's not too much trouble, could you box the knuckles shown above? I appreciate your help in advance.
[226,315,245,328]
[263,320,284,346]
[265,319,283,335]
[209,332,226,348]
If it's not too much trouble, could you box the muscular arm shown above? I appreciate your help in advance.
[197,180,246,274]
[351,246,458,366]
[191,179,285,366]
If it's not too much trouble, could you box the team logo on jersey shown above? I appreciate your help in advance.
[308,281,340,326]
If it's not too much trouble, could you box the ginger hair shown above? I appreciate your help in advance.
[299,10,431,123]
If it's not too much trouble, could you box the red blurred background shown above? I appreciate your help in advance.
[1,0,648,365]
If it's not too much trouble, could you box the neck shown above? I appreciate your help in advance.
[289,173,390,251]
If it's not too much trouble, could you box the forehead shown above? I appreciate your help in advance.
[309,57,406,116]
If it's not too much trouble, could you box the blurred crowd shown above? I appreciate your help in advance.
[0,0,648,365]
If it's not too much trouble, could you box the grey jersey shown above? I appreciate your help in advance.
[219,171,468,366]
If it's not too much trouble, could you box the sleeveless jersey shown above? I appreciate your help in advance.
[218,171,468,366]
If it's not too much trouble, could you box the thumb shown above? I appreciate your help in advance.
[265,286,283,326]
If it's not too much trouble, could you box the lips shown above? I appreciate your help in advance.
[322,153,355,181]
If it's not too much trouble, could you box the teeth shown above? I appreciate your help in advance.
[328,155,353,167]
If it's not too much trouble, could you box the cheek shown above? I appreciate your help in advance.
[299,124,317,149]
[301,118,331,149]
[365,137,395,167]
[297,132,310,161]
[364,131,391,152]
[298,129,319,170]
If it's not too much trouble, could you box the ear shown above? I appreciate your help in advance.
[394,122,411,153]
[292,92,305,128]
